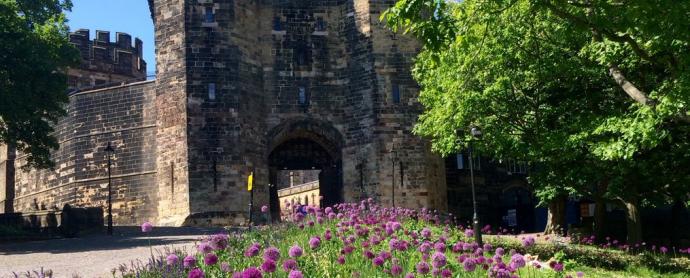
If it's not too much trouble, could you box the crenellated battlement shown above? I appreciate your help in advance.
[67,29,147,89]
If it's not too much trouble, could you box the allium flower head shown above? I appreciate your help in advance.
[183,255,197,268]
[197,242,213,254]
[288,270,304,278]
[261,259,276,273]
[309,236,321,249]
[373,256,385,267]
[509,254,526,269]
[245,243,261,257]
[391,264,403,276]
[337,255,346,264]
[242,267,263,278]
[203,253,218,265]
[263,247,280,261]
[463,258,476,272]
[495,247,505,256]
[166,254,179,266]
[221,262,232,272]
[431,252,447,268]
[283,259,298,271]
[421,228,432,239]
[416,261,430,274]
[441,269,452,278]
[188,268,205,278]
[289,244,303,257]
[209,234,229,250]
[141,221,153,233]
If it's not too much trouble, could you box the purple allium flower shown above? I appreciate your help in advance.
[441,269,452,278]
[495,247,505,256]
[551,262,564,272]
[418,242,432,254]
[141,221,153,233]
[373,256,385,267]
[209,233,229,250]
[166,254,179,265]
[221,262,232,272]
[391,264,403,276]
[577,271,584,277]
[405,273,415,278]
[337,255,346,264]
[431,252,447,268]
[660,246,668,254]
[463,258,476,271]
[309,236,321,249]
[261,205,269,213]
[416,261,430,274]
[364,249,375,259]
[434,242,446,252]
[183,255,197,268]
[197,242,213,254]
[325,207,333,214]
[283,259,298,271]
[510,254,525,269]
[245,243,261,257]
[289,244,303,258]
[261,259,276,273]
[242,267,263,278]
[203,253,218,265]
[421,228,432,239]
[263,247,280,261]
[188,268,205,278]
[288,270,304,278]
[464,229,474,238]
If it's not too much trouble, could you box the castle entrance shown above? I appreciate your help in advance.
[266,121,344,221]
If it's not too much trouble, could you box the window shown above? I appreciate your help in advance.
[315,17,326,31]
[273,17,282,31]
[298,87,307,105]
[392,83,401,103]
[208,83,216,100]
[204,7,215,23]
[456,152,481,170]
[505,159,527,175]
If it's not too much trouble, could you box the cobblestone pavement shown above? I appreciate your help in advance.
[0,227,225,278]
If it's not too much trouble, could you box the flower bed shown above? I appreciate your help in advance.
[121,200,690,278]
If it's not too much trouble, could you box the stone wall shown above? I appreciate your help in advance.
[12,81,158,225]
[0,143,15,213]
[68,29,147,90]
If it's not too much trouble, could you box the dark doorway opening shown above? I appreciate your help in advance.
[268,137,342,221]
[500,186,537,233]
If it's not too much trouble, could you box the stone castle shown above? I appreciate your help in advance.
[0,0,453,226]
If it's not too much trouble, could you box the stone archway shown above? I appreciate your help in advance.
[266,119,344,220]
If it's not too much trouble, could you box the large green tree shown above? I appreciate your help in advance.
[382,0,690,243]
[0,0,79,169]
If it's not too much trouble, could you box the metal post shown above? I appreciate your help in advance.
[105,142,114,236]
[248,185,253,231]
[468,142,482,245]
[391,152,395,208]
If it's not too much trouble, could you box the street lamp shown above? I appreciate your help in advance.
[460,126,483,245]
[104,142,115,236]
[390,143,399,208]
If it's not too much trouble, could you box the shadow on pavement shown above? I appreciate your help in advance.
[0,226,225,255]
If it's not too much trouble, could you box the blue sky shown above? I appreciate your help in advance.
[66,0,155,76]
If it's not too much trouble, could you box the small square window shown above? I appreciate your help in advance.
[208,83,216,100]
[298,87,307,105]
[273,17,282,31]
[204,7,215,23]
[315,17,326,31]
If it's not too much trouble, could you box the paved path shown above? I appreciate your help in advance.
[0,227,225,278]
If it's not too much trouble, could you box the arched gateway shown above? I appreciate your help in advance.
[266,119,345,220]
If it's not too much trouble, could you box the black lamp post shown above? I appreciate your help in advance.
[104,142,115,236]
[458,127,483,245]
[390,143,399,208]
[468,127,483,245]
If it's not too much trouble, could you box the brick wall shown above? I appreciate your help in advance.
[12,81,158,225]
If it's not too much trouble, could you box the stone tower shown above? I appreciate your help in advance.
[150,0,447,226]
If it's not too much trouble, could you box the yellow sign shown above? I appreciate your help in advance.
[247,171,254,191]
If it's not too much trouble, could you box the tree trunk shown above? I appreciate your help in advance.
[623,195,642,244]
[593,180,608,242]
[544,196,567,235]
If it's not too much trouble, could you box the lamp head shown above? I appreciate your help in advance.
[470,127,482,139]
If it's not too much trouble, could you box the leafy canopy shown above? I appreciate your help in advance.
[0,0,78,168]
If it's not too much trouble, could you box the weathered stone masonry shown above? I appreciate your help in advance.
[1,0,448,226]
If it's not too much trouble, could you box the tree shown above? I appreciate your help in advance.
[0,0,79,169]
[382,0,690,242]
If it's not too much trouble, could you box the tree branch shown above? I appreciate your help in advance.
[608,65,655,106]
